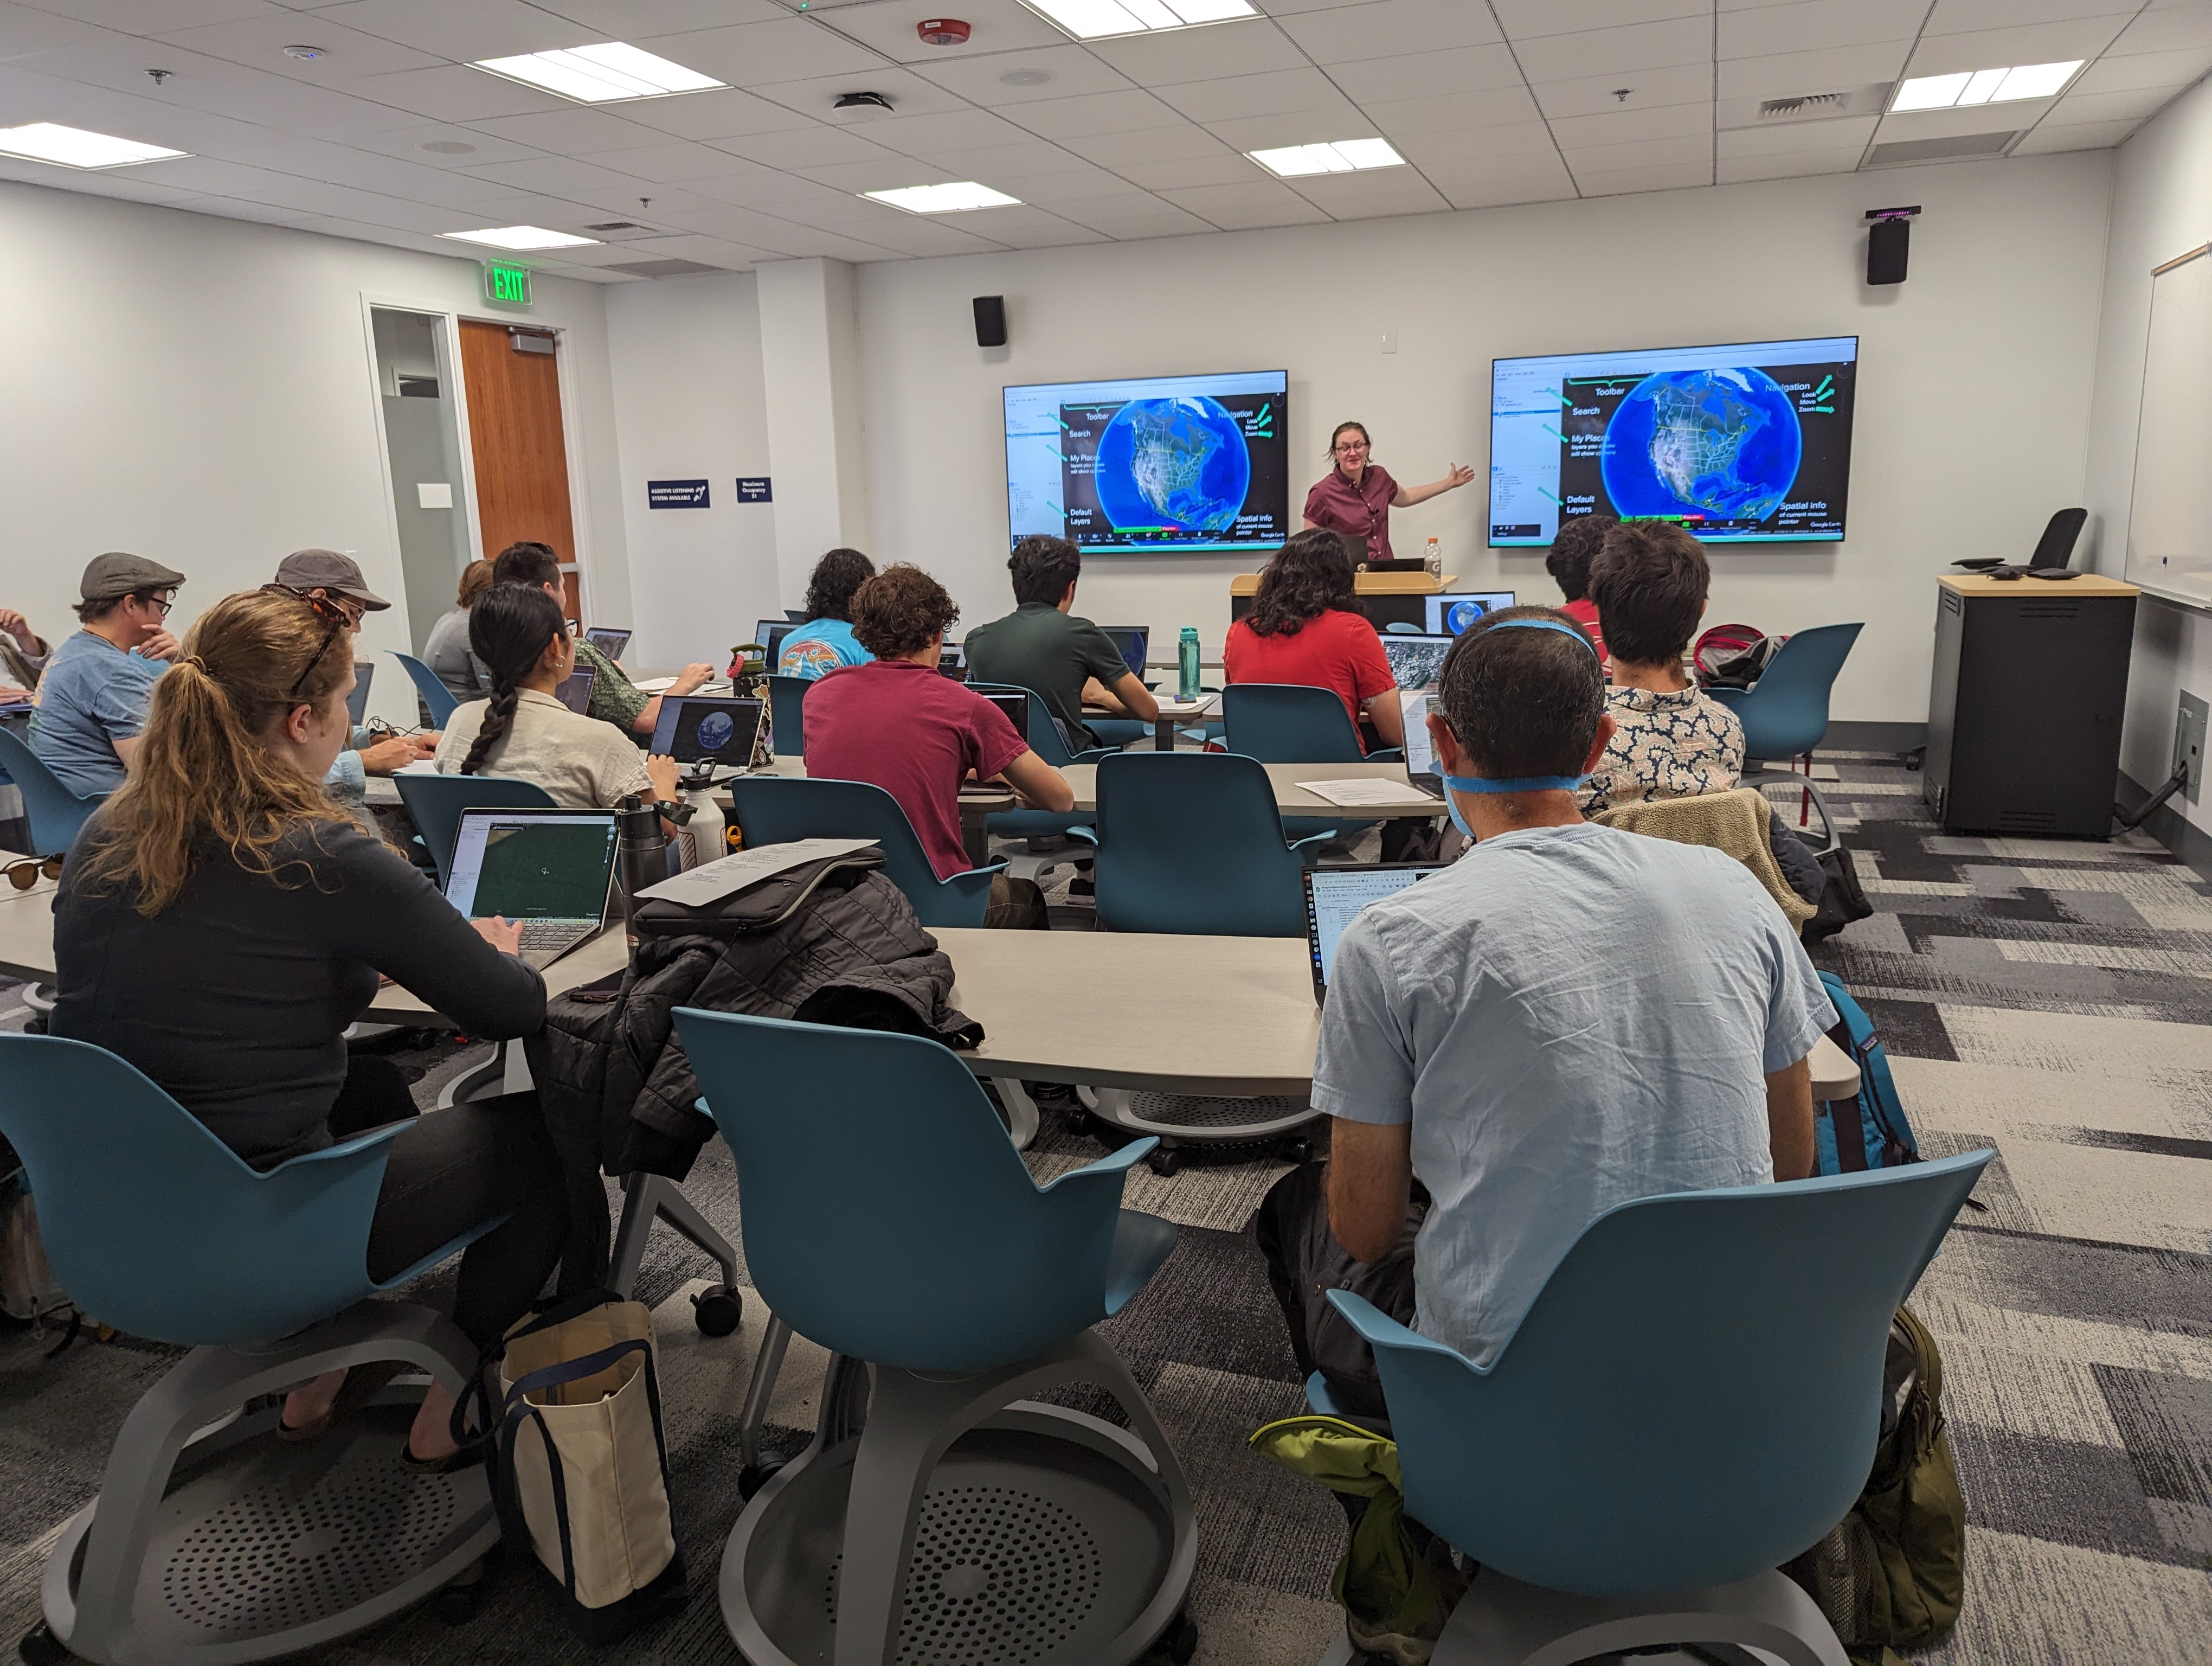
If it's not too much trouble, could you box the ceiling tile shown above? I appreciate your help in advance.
[746,67,974,124]
[788,156,950,191]
[1715,42,1913,100]
[350,63,572,123]
[1057,203,1213,238]
[1558,132,1712,172]
[569,137,764,180]
[1277,0,1501,64]
[346,121,543,166]
[456,152,666,198]
[12,35,428,136]
[2039,84,2181,124]
[1871,102,2044,141]
[464,105,664,152]
[1156,67,1352,124]
[1490,0,1707,38]
[1531,62,1714,119]
[974,215,1113,249]
[1069,122,1237,167]
[1547,100,1718,148]
[533,1,789,35]
[151,13,442,79]
[1573,158,1713,195]
[1359,85,1546,135]
[713,122,904,169]
[1326,43,1526,103]
[801,0,1069,65]
[640,17,882,87]
[1513,17,1714,83]
[2074,47,2212,94]
[1387,122,1561,166]
[1713,145,1863,182]
[909,44,1135,106]
[1715,114,1876,156]
[1149,177,1320,215]
[316,0,596,62]
[1924,0,2138,33]
[1718,0,1929,61]
[1005,88,1185,139]
[2110,8,2212,56]
[905,138,1097,181]
[24,1,282,31]
[859,108,1037,158]
[847,213,1001,255]
[1903,18,2134,77]
[2011,116,2142,151]
[1115,150,1263,189]
[1204,108,1392,150]
[1420,156,1576,209]
[1087,18,1307,87]
[1279,166,1448,210]
[612,86,820,140]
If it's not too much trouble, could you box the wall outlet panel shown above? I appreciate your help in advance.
[2176,690,2208,805]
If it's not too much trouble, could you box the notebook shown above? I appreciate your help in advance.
[1303,863,1446,1004]
[445,807,621,969]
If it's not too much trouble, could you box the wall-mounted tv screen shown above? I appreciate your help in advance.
[1005,369,1289,554]
[1489,336,1857,547]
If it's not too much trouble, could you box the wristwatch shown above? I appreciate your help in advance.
[654,798,697,826]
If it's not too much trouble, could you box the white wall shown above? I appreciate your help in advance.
[603,271,776,672]
[2082,72,2212,830]
[850,155,2113,723]
[0,178,630,731]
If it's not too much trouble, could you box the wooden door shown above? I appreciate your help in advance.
[458,319,581,618]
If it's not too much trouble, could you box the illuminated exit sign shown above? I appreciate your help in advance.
[483,261,532,306]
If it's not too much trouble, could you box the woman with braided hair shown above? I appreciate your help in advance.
[434,582,680,811]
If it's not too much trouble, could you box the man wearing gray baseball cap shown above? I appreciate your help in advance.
[29,553,185,796]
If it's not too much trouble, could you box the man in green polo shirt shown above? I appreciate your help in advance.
[962,536,1159,753]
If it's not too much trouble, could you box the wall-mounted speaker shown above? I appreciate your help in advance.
[1864,205,1919,286]
[973,294,1007,348]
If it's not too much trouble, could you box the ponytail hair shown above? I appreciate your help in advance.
[462,582,566,775]
[74,588,355,915]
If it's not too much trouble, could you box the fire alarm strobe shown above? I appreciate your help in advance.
[918,18,971,45]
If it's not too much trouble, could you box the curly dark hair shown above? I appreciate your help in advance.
[850,565,961,659]
[1248,528,1358,638]
[1543,512,1618,604]
[803,548,875,623]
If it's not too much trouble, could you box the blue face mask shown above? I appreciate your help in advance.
[1436,618,1598,840]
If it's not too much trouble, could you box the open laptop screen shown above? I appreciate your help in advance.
[554,664,596,714]
[1424,592,1516,636]
[649,695,763,767]
[1096,626,1148,679]
[583,626,631,660]
[1381,633,1455,691]
[1401,690,1438,781]
[346,662,374,727]
[446,809,620,925]
[754,620,795,664]
[977,689,1029,742]
[1304,864,1445,1002]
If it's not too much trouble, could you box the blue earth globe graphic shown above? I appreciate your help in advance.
[1093,396,1251,535]
[696,709,736,753]
[1599,367,1802,526]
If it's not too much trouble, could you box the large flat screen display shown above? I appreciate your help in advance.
[1489,336,1857,547]
[1005,369,1289,554]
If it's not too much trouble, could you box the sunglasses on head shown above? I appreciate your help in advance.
[260,585,353,699]
[4,855,62,890]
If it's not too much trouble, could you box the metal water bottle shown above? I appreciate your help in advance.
[1178,626,1200,702]
[615,793,668,956]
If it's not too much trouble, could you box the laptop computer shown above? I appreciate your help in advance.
[976,689,1030,742]
[583,626,631,661]
[650,695,764,774]
[939,644,967,680]
[554,663,596,714]
[754,619,796,664]
[1381,632,1455,692]
[1303,863,1447,1004]
[346,662,374,727]
[1096,626,1149,680]
[445,806,621,969]
[1425,592,1516,636]
[1400,689,1440,789]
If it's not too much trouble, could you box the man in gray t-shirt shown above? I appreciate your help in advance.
[1317,607,1835,1373]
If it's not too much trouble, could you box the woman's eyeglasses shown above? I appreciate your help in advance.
[4,855,62,891]
[1334,440,1369,454]
[261,585,353,698]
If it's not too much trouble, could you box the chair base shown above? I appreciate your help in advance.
[43,1301,497,1666]
[1743,763,1841,859]
[1083,1085,1323,1170]
[721,1332,1197,1666]
[1419,1567,1847,1666]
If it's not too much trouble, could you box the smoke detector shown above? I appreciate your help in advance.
[283,44,325,61]
[918,18,971,46]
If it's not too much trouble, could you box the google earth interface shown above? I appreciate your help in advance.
[1488,336,1857,547]
[1005,369,1289,553]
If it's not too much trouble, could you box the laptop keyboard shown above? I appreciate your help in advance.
[517,919,590,953]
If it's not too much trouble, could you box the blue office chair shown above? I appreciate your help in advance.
[966,680,1111,848]
[391,771,557,888]
[765,673,810,759]
[726,774,1004,927]
[674,1009,1195,1666]
[1219,683,1405,840]
[389,650,461,728]
[1327,1150,1991,1666]
[1706,622,1862,855]
[0,1034,501,1664]
[1076,751,1330,937]
[0,724,107,856]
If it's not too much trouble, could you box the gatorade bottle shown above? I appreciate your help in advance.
[1178,627,1200,702]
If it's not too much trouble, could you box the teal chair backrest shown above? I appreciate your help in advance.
[1222,683,1365,764]
[725,775,999,927]
[1092,751,1314,936]
[766,675,809,758]
[1329,1150,1990,1597]
[0,1034,470,1346]
[0,725,106,857]
[1706,622,1862,764]
[675,1009,1159,1372]
[393,772,557,887]
[390,651,461,728]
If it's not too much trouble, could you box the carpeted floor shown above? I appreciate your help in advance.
[3,751,2210,1664]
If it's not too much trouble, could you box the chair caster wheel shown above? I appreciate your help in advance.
[19,1622,71,1665]
[738,1458,785,1501]
[1149,1612,1198,1663]
[1147,1146,1183,1177]
[433,1584,480,1626]
[22,1015,47,1036]
[692,1285,743,1337]
[1281,1135,1314,1164]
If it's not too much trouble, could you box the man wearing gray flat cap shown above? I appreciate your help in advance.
[29,553,186,796]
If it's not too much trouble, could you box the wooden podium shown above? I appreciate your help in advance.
[1229,571,1453,631]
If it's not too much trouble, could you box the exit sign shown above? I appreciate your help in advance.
[483,261,532,306]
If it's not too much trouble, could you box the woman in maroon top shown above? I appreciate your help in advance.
[1302,421,1476,562]
[1224,529,1404,753]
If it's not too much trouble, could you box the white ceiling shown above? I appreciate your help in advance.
[2,0,2208,280]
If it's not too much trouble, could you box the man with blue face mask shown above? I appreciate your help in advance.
[1300,605,1836,1402]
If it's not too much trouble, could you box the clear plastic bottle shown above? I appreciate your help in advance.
[1425,536,1442,578]
[1178,626,1200,701]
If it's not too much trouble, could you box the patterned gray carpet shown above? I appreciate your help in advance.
[3,751,2209,1664]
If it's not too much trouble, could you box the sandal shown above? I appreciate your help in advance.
[275,1360,406,1443]
[400,1441,486,1476]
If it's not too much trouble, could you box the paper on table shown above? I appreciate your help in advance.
[635,836,879,907]
[1295,777,1439,808]
[633,676,677,694]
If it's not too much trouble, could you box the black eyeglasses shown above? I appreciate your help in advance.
[261,585,351,698]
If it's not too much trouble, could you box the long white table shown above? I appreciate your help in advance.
[1056,759,1441,818]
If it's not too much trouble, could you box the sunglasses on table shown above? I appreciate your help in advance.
[5,855,62,890]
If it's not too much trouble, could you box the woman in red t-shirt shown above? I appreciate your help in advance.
[1224,529,1404,752]
[1544,511,1617,665]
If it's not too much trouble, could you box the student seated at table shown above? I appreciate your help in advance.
[1543,510,1616,663]
[490,541,715,741]
[1578,520,1743,815]
[1223,529,1403,752]
[421,556,493,700]
[52,587,564,1466]
[29,553,186,797]
[778,547,877,680]
[806,563,1073,880]
[1277,606,1832,1413]
[962,535,1159,752]
[1,604,54,698]
[436,583,681,812]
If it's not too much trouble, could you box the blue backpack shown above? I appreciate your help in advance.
[1815,972,1921,1174]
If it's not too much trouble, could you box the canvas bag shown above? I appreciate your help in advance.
[473,1290,687,1643]
[0,1168,69,1324]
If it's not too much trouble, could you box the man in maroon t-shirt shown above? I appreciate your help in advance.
[805,564,1073,880]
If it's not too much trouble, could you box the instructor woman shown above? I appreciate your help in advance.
[1303,421,1475,562]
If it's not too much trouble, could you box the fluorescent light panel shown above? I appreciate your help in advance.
[440,226,601,250]
[0,122,185,168]
[1891,60,2082,112]
[473,41,722,103]
[1020,0,1257,41]
[864,181,1022,213]
[1250,138,1405,178]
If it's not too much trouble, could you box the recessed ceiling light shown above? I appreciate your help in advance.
[472,41,723,104]
[864,182,1023,213]
[1891,60,2082,113]
[1250,138,1405,178]
[439,226,601,251]
[1018,0,1256,42]
[0,121,185,169]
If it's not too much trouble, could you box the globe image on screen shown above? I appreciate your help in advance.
[1092,396,1251,535]
[696,709,736,753]
[1600,367,1802,525]
[1443,598,1494,634]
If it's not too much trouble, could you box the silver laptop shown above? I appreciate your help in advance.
[1381,632,1455,691]
[1303,863,1445,1004]
[445,807,621,969]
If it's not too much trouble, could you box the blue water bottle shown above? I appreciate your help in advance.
[1177,626,1200,702]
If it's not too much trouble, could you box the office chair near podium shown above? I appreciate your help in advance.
[1706,622,1862,856]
